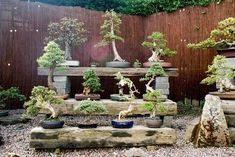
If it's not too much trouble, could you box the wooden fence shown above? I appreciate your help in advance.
[0,0,234,105]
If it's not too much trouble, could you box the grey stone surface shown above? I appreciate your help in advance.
[229,127,235,143]
[226,114,235,127]
[221,100,235,114]
[158,89,169,95]
[53,76,68,82]
[60,60,79,67]
[184,117,200,142]
[30,126,177,148]
[53,76,71,95]
[162,116,173,127]
[0,114,30,125]
[123,148,149,157]
[155,77,169,83]
[155,83,169,89]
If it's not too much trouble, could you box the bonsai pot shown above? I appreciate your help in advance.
[209,91,235,100]
[77,122,98,128]
[60,60,79,67]
[106,61,130,68]
[145,117,162,128]
[41,120,64,129]
[111,119,134,128]
[75,94,100,100]
[110,94,129,101]
[217,48,235,58]
[0,110,9,117]
[143,61,172,68]
[143,94,167,102]
[55,94,69,100]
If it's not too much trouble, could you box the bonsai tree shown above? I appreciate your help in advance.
[24,86,63,120]
[114,72,139,100]
[37,41,65,92]
[188,17,235,49]
[201,55,235,93]
[46,17,88,60]
[82,69,101,95]
[142,32,176,62]
[0,86,26,110]
[96,10,125,62]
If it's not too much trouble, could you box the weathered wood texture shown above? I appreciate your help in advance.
[0,0,234,105]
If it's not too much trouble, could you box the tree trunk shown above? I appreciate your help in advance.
[111,22,124,62]
[65,42,72,60]
[148,51,160,62]
[48,63,57,93]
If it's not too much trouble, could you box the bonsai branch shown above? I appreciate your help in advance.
[118,105,134,120]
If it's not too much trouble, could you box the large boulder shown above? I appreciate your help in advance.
[193,95,231,147]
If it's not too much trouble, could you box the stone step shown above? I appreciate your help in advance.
[30,126,177,149]
[226,114,235,127]
[40,99,177,116]
[229,127,235,143]
[222,100,235,114]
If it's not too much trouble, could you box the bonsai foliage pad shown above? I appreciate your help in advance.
[75,94,100,100]
[210,91,235,100]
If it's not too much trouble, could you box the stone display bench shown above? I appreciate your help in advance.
[30,126,176,149]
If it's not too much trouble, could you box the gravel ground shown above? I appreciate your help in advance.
[0,110,235,157]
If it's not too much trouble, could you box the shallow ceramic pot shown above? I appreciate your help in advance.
[110,94,129,101]
[41,120,64,129]
[145,117,162,128]
[143,61,172,68]
[106,61,130,68]
[217,48,235,58]
[111,119,134,128]
[0,110,9,117]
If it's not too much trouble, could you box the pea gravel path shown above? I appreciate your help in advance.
[0,110,235,157]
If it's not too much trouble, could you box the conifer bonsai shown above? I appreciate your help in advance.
[37,41,65,93]
[46,17,87,61]
[142,32,176,67]
[201,55,235,93]
[96,10,130,67]
[188,17,235,50]
[75,69,102,100]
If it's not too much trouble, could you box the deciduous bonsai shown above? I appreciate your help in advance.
[0,86,26,116]
[201,55,235,93]
[24,86,64,129]
[75,69,102,100]
[142,32,176,67]
[74,99,107,128]
[37,41,65,93]
[187,17,235,50]
[110,72,139,101]
[96,10,130,67]
[46,17,87,61]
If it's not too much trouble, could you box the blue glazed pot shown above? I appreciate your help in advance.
[41,120,64,129]
[111,119,134,128]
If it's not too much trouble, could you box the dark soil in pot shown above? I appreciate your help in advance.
[41,120,64,129]
[106,61,130,68]
[145,117,162,128]
[0,110,9,117]
[111,119,134,128]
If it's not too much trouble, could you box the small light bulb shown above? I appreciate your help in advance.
[10,29,13,32]
[7,63,11,66]
[14,29,17,32]
[36,29,39,32]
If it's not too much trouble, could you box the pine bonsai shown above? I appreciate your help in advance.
[188,17,235,49]
[201,55,235,93]
[37,41,65,92]
[96,10,125,62]
[142,32,176,62]
[82,69,101,95]
[46,17,88,60]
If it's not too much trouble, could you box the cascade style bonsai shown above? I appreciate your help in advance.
[96,10,125,62]
[46,17,87,60]
[187,17,235,49]
[142,32,176,63]
[37,41,65,92]
[201,55,235,93]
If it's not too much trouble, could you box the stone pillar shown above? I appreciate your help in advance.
[155,76,169,97]
[53,76,71,95]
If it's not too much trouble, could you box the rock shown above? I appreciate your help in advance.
[194,95,231,147]
[0,114,30,125]
[30,126,177,149]
[6,153,20,157]
[123,148,149,157]
[146,145,159,151]
[226,114,235,127]
[162,116,173,127]
[184,117,200,142]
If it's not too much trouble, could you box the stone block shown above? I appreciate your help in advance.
[155,77,169,83]
[30,126,177,149]
[225,114,235,127]
[53,76,69,82]
[155,83,169,89]
[60,60,79,67]
[221,100,235,114]
[53,81,70,89]
[229,127,235,143]
[162,116,173,128]
[184,117,200,142]
[158,89,169,95]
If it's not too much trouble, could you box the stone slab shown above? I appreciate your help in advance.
[54,76,69,82]
[60,60,79,67]
[155,83,170,89]
[155,77,169,83]
[40,99,177,116]
[221,100,235,114]
[30,126,177,149]
[157,89,169,95]
[225,114,235,127]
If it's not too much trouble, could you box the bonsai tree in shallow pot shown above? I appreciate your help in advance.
[142,32,176,68]
[96,10,130,68]
[24,86,64,129]
[201,55,235,97]
[187,17,235,57]
[37,41,66,98]
[0,86,26,117]
[140,62,167,101]
[74,99,107,128]
[110,72,139,101]
[75,69,102,100]
[46,17,87,65]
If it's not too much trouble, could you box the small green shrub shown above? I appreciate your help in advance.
[82,69,101,94]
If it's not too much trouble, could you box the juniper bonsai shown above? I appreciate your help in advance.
[201,55,235,93]
[188,17,235,49]
[37,41,65,92]
[142,32,176,62]
[46,17,88,60]
[82,69,101,95]
[96,10,125,62]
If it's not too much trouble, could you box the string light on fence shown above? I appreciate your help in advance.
[10,29,13,33]
[14,29,17,32]
[36,29,39,32]
[7,63,11,66]
[38,5,40,8]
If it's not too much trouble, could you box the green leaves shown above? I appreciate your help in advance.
[82,69,101,93]
[0,87,26,105]
[140,63,167,81]
[74,100,107,115]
